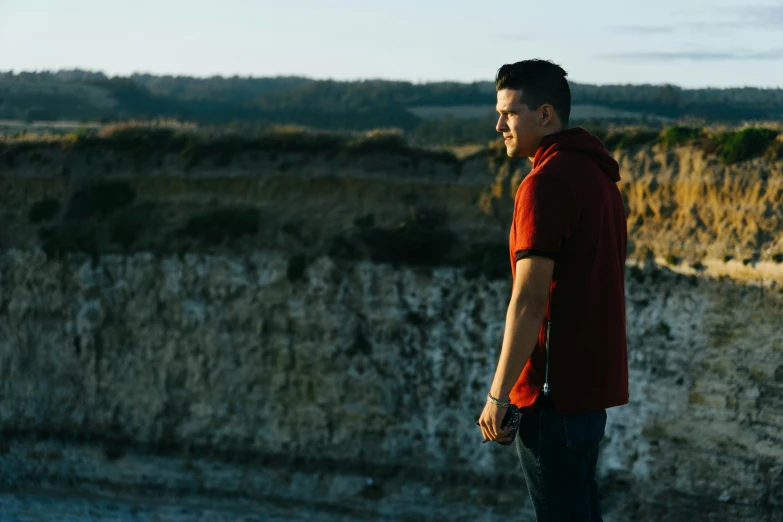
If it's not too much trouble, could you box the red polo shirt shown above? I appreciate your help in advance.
[508,128,629,415]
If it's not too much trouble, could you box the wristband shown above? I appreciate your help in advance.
[487,393,510,408]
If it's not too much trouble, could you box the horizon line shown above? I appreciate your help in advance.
[1,67,781,91]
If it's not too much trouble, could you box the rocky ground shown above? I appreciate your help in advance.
[2,490,527,522]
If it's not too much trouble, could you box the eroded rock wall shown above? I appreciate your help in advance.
[1,249,781,521]
[617,146,783,263]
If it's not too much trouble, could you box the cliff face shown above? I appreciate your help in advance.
[618,146,783,263]
[1,250,781,520]
[479,143,783,269]
[2,139,783,270]
[0,139,494,252]
[1,139,782,520]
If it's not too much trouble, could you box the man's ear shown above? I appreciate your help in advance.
[541,104,554,126]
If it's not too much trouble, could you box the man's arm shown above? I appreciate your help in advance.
[478,255,553,443]
[490,255,554,401]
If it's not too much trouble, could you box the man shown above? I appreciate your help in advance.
[476,59,629,521]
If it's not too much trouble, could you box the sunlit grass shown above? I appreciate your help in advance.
[2,121,781,165]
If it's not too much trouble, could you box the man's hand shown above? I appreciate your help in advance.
[477,400,513,444]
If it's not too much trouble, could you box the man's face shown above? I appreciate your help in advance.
[495,89,541,158]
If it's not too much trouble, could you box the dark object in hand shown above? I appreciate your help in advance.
[497,404,520,445]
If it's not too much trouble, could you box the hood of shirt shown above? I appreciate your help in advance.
[532,127,621,182]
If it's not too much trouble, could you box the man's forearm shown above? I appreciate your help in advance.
[489,298,547,401]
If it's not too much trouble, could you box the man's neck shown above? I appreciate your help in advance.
[528,125,566,160]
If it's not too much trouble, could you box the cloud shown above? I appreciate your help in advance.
[679,21,749,31]
[602,48,783,61]
[612,9,783,34]
[613,25,675,34]
[742,5,783,26]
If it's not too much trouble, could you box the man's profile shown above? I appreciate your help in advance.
[476,59,629,521]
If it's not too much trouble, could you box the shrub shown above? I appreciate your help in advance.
[90,182,136,215]
[28,151,49,165]
[464,241,509,280]
[717,128,779,165]
[363,221,456,267]
[96,126,182,148]
[28,198,60,223]
[177,208,259,246]
[255,130,343,154]
[110,220,142,248]
[665,254,681,266]
[327,234,362,261]
[65,182,136,219]
[602,129,659,150]
[71,127,188,166]
[330,206,457,267]
[38,223,96,258]
[109,206,151,248]
[347,132,458,164]
[177,131,347,169]
[659,126,704,148]
[64,190,94,220]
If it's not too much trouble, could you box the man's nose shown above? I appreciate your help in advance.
[496,116,507,133]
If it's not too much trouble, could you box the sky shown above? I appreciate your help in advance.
[1,0,782,88]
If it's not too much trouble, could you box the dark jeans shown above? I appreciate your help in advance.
[515,396,607,522]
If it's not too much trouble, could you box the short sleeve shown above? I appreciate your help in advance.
[512,173,574,262]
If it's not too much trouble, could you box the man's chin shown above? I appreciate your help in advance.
[505,143,524,158]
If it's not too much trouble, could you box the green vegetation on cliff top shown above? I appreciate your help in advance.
[0,125,461,167]
[2,123,780,166]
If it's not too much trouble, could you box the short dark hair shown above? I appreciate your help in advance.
[495,59,571,126]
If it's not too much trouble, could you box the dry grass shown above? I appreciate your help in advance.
[96,119,197,138]
[447,144,485,159]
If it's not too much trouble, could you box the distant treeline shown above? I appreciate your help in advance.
[2,70,783,145]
